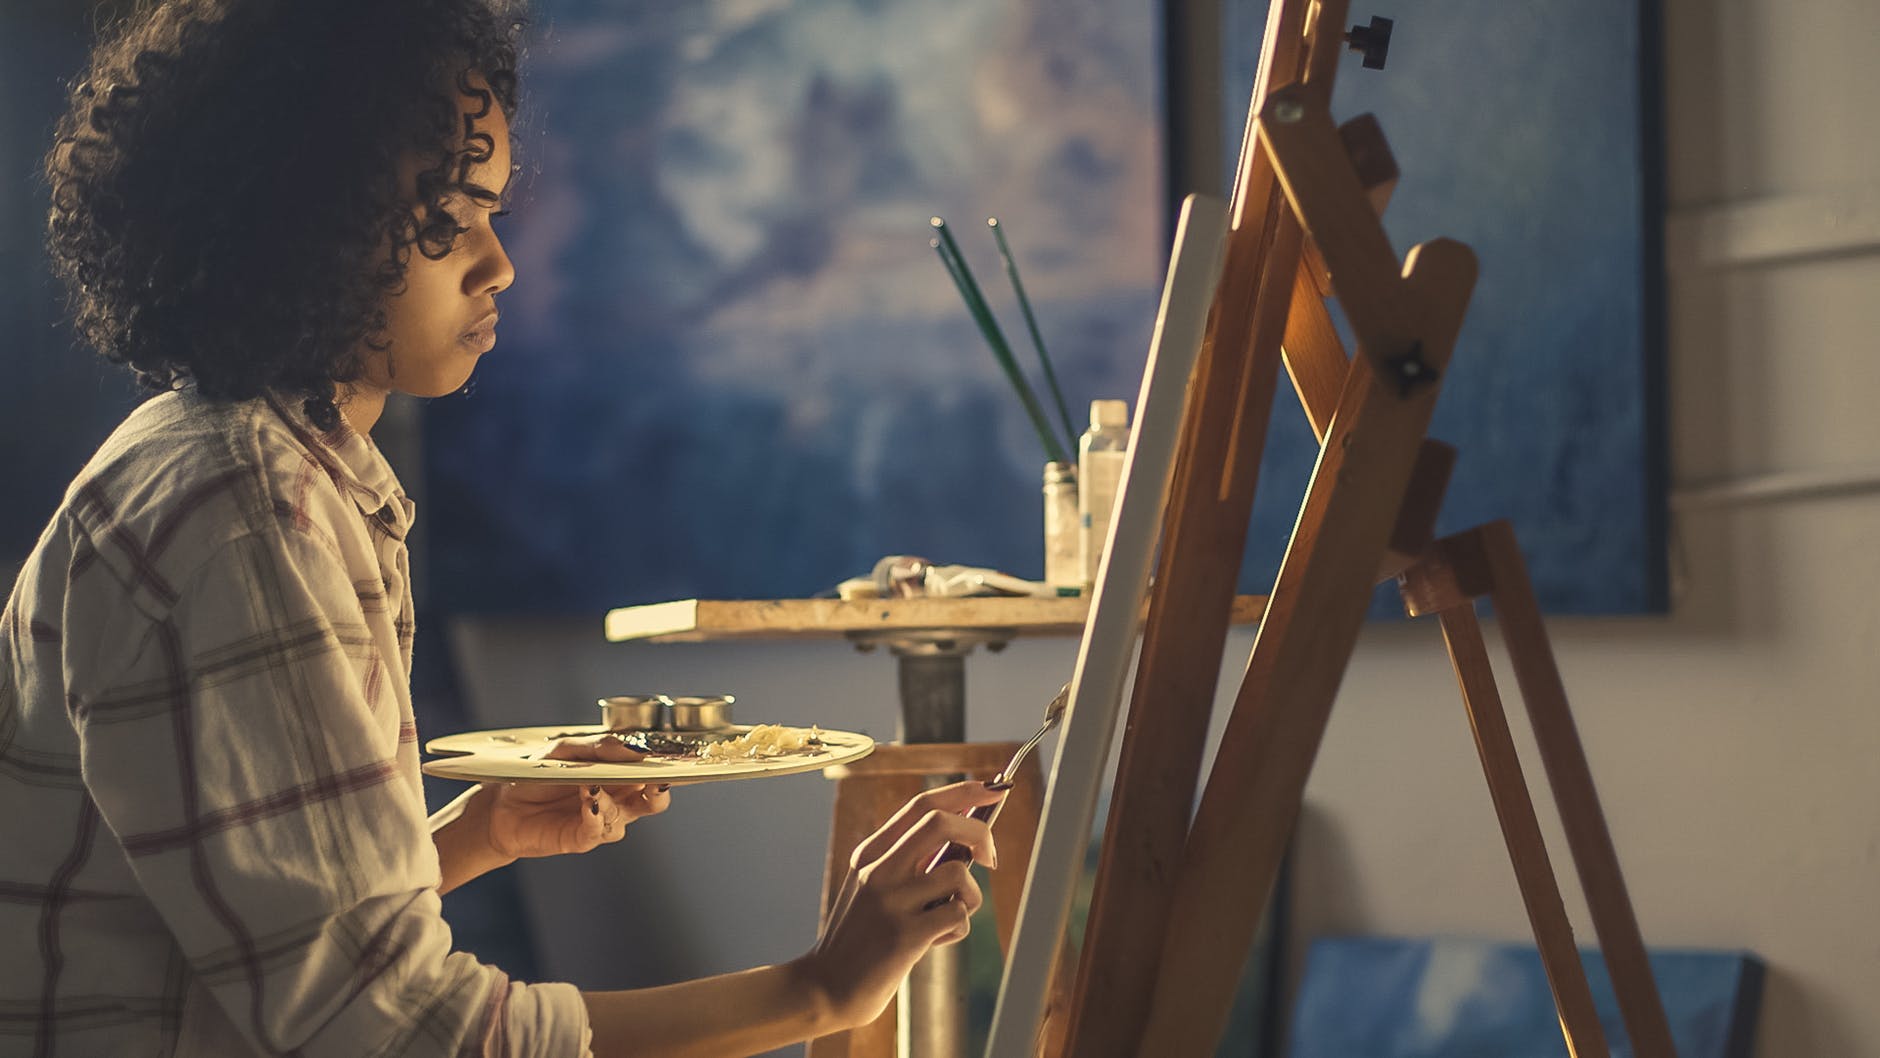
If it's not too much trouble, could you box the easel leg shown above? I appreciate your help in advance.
[1417,579,1612,1057]
[1474,521,1680,1058]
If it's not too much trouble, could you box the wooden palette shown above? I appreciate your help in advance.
[422,724,875,785]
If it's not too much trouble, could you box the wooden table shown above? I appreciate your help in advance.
[603,594,1266,1058]
[603,595,1268,644]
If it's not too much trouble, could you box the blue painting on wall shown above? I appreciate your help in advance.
[423,0,1662,617]
[421,0,1165,613]
[1223,0,1667,615]
[1287,937,1763,1058]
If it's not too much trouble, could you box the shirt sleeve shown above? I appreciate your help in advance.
[66,522,590,1058]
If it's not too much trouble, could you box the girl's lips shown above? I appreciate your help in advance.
[462,311,499,352]
[461,326,497,353]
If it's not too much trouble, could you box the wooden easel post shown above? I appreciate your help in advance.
[1034,0,1679,1055]
[1057,0,1325,1049]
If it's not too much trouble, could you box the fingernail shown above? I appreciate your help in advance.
[589,800,600,816]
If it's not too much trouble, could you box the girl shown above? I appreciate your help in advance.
[1,1,1002,1054]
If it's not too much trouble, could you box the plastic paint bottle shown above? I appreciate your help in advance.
[1078,399,1130,587]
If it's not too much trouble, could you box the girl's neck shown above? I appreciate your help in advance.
[337,383,388,437]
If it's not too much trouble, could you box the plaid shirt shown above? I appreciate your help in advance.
[0,392,588,1057]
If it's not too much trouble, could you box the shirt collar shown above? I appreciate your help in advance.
[263,393,409,530]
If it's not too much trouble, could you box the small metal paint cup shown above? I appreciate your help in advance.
[598,695,667,732]
[668,695,735,731]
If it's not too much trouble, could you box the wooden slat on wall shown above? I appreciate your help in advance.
[1666,183,1880,271]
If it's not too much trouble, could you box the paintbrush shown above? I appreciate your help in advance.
[988,217,1076,451]
[921,681,1072,908]
[930,217,1070,466]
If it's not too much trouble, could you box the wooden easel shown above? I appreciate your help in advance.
[1041,1,1679,1056]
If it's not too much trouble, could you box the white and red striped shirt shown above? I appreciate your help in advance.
[0,391,589,1057]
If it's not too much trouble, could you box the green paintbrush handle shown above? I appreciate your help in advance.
[930,221,1070,466]
[989,218,1077,453]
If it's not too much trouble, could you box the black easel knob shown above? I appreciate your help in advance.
[1383,341,1438,397]
[1347,15,1393,70]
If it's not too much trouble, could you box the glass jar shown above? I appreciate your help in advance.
[1042,461,1080,588]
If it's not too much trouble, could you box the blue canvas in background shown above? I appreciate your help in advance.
[1223,0,1667,616]
[1288,936,1763,1058]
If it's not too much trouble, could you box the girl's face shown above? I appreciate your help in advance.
[360,85,514,403]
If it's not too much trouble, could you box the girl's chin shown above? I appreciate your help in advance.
[395,362,480,400]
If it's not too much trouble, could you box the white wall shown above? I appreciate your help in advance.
[449,0,1880,1054]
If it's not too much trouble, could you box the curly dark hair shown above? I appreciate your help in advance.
[45,0,524,430]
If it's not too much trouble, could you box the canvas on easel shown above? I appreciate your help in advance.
[980,190,1230,1058]
[982,1,1679,1056]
